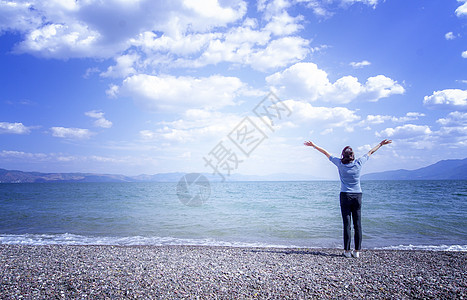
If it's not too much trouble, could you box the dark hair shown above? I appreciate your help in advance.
[341,146,354,164]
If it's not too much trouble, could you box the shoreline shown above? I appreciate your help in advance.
[1,245,466,299]
[1,233,466,251]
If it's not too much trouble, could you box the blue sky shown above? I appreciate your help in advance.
[0,0,466,179]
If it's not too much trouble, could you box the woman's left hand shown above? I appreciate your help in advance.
[380,139,392,145]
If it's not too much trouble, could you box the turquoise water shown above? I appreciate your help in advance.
[0,181,466,250]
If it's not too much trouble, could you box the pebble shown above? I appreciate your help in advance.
[0,245,466,299]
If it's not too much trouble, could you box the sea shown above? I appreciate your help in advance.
[0,180,466,251]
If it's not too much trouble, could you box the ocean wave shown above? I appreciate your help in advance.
[0,233,295,248]
[1,233,466,251]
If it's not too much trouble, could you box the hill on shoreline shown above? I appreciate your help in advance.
[362,158,467,180]
[0,169,142,183]
[0,169,319,183]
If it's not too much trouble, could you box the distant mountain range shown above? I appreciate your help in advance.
[362,158,467,180]
[0,169,186,183]
[1,157,466,183]
[0,168,318,183]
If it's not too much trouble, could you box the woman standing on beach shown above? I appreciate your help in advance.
[304,139,392,258]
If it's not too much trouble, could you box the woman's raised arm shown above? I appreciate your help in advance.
[368,139,392,156]
[304,141,331,159]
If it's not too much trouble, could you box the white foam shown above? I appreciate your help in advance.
[1,234,466,251]
[0,233,295,248]
[374,244,467,252]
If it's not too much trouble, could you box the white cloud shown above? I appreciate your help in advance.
[263,11,304,36]
[93,119,112,129]
[130,16,295,71]
[248,36,309,71]
[357,112,425,129]
[50,127,94,139]
[0,122,31,134]
[395,112,425,122]
[462,50,467,58]
[5,0,248,59]
[181,0,247,30]
[296,0,380,17]
[455,0,467,17]
[376,124,432,140]
[15,22,101,59]
[266,62,344,101]
[283,100,360,129]
[1,0,311,73]
[436,126,467,145]
[182,23,309,71]
[83,67,100,79]
[106,84,119,98]
[0,1,42,32]
[0,150,48,160]
[341,0,379,7]
[139,130,157,140]
[445,32,456,40]
[349,60,371,68]
[100,53,139,78]
[324,75,365,103]
[375,112,467,149]
[363,75,405,101]
[0,0,387,77]
[84,110,103,119]
[116,74,246,112]
[0,149,121,165]
[360,114,393,125]
[257,0,293,19]
[2,0,313,72]
[423,89,467,110]
[435,111,467,146]
[437,111,467,126]
[85,110,112,128]
[140,109,242,143]
[189,22,271,67]
[131,31,222,57]
[297,1,329,16]
[266,62,404,103]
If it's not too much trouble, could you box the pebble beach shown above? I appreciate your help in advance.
[0,245,465,299]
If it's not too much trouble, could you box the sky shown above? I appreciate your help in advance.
[0,0,466,180]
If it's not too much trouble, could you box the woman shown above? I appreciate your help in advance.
[304,139,392,258]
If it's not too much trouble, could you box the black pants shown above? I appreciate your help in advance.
[340,192,362,251]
